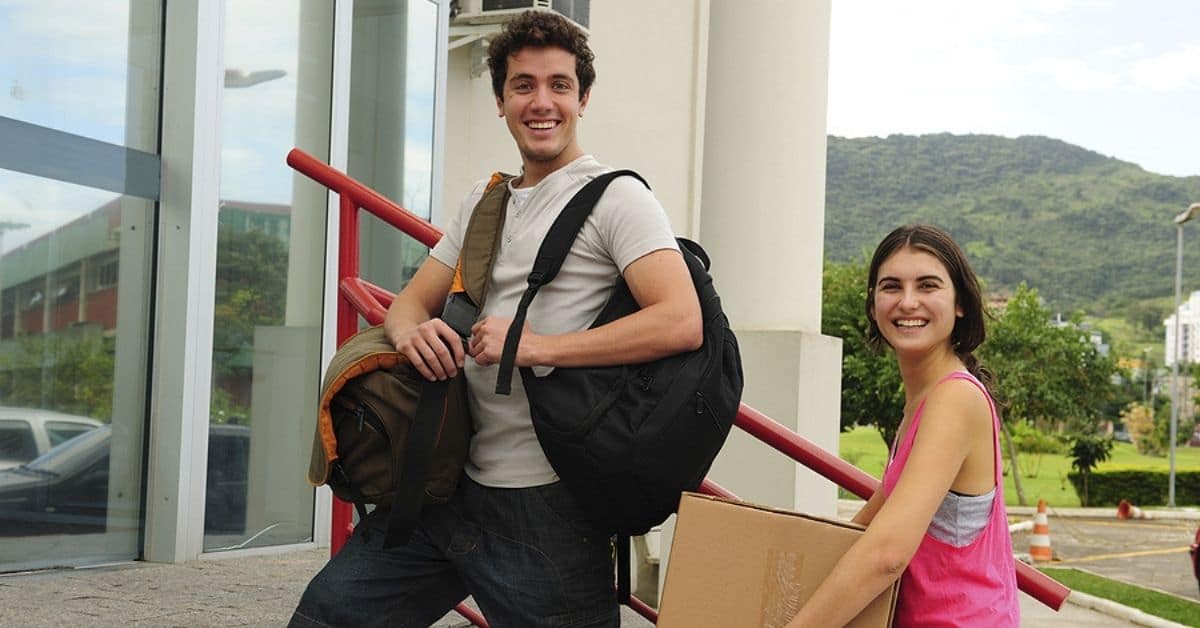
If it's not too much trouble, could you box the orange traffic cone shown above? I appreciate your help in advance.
[1117,499,1154,520]
[1029,499,1053,562]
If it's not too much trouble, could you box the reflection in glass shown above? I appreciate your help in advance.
[0,0,161,152]
[0,171,154,571]
[205,0,333,551]
[350,0,440,292]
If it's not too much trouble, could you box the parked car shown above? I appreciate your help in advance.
[0,423,250,536]
[0,407,102,470]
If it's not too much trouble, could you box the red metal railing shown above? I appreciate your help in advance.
[287,148,1069,624]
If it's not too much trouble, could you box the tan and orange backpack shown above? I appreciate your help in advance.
[307,173,510,547]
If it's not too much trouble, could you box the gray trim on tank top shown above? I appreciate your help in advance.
[928,487,995,547]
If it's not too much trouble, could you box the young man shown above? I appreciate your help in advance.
[291,10,700,627]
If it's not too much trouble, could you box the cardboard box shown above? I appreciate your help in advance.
[658,493,898,628]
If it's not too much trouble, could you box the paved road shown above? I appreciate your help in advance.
[1011,514,1199,601]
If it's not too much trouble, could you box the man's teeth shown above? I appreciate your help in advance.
[528,121,556,129]
[896,320,926,328]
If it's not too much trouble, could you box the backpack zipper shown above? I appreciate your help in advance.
[333,395,376,434]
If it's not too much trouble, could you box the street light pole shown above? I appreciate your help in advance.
[1144,347,1152,410]
[1169,202,1200,508]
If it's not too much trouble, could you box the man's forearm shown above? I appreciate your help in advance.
[470,299,701,369]
[534,303,701,367]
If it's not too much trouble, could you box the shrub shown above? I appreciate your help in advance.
[1010,420,1066,478]
[1066,469,1200,506]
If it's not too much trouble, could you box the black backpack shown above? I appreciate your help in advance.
[484,170,743,592]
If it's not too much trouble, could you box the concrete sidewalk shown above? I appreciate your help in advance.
[0,545,1166,627]
[1006,503,1200,521]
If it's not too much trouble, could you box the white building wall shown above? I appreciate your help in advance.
[1165,289,1200,366]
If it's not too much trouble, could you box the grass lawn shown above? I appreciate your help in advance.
[839,425,1200,508]
[1040,567,1200,627]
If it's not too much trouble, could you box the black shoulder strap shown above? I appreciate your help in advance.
[382,376,450,548]
[494,169,649,395]
[617,533,632,604]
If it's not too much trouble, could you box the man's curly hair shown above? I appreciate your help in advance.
[487,10,595,101]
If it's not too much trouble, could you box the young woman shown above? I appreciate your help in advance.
[787,224,1019,627]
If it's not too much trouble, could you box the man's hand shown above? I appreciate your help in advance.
[390,318,466,381]
[469,316,539,367]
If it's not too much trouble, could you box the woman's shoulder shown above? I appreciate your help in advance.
[920,374,993,429]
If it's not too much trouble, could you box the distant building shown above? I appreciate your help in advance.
[0,200,288,341]
[1052,313,1110,357]
[1163,290,1200,367]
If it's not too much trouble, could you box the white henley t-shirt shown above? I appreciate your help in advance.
[430,155,680,487]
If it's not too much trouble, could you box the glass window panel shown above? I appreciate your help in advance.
[0,170,155,571]
[0,0,161,152]
[205,0,333,552]
[45,420,97,447]
[349,0,440,293]
[0,420,37,463]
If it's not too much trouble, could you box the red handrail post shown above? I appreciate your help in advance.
[329,195,362,556]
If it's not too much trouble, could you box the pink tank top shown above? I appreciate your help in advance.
[882,371,1020,627]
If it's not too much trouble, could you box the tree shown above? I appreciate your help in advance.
[981,283,1117,504]
[1069,434,1114,506]
[212,225,288,377]
[210,226,289,421]
[821,258,905,449]
[1122,402,1160,455]
[1,330,114,421]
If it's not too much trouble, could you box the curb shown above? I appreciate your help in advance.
[1007,505,1200,520]
[1065,590,1192,628]
[839,497,1200,520]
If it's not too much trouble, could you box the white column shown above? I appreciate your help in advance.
[144,0,224,563]
[698,0,841,516]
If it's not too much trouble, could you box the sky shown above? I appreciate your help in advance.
[827,0,1200,178]
[3,0,1199,255]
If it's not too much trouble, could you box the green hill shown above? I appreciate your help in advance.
[824,134,1200,316]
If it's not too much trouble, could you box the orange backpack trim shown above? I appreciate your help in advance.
[310,349,410,486]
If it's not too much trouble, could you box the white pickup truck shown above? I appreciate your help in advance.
[0,407,103,470]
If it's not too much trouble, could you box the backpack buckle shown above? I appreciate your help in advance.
[441,292,479,340]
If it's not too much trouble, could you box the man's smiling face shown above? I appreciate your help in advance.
[497,46,589,180]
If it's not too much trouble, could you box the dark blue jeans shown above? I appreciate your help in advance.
[289,477,618,628]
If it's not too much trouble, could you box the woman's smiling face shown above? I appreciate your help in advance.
[871,247,963,356]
